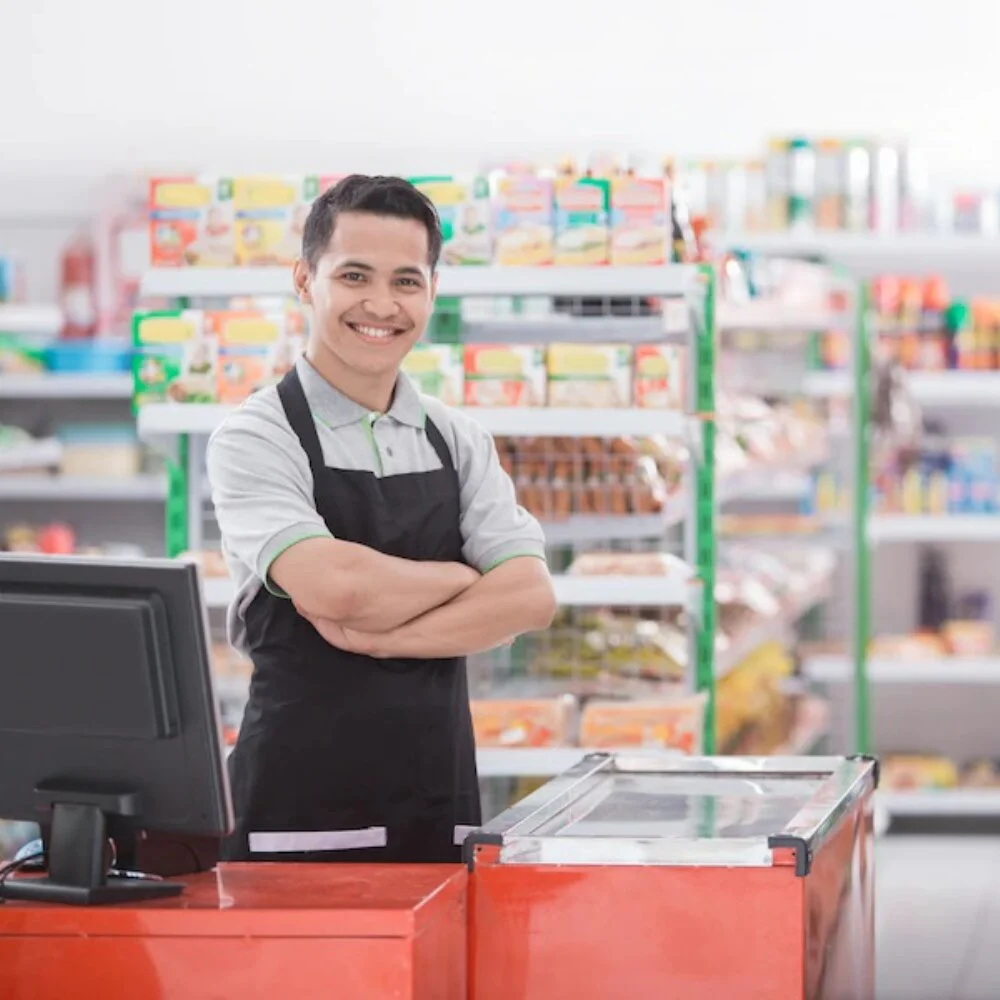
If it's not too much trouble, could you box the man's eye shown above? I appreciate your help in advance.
[396,277,420,288]
[341,272,366,283]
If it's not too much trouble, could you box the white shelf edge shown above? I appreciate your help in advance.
[804,654,1000,685]
[717,302,837,333]
[880,790,1000,817]
[868,514,1000,543]
[803,370,1000,407]
[0,374,133,399]
[0,474,166,501]
[0,304,63,335]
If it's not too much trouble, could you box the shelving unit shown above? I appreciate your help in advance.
[880,790,1000,818]
[0,373,132,400]
[804,369,1000,407]
[805,654,1000,685]
[869,514,1000,544]
[0,474,166,501]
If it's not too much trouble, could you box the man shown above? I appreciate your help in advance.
[208,175,556,864]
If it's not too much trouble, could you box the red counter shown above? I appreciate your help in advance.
[0,863,467,1000]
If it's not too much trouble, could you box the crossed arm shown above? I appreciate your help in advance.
[270,538,556,659]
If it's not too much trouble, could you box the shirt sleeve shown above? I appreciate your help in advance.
[444,407,547,573]
[206,398,333,596]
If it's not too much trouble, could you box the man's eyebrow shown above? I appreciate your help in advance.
[336,260,375,271]
[394,266,426,278]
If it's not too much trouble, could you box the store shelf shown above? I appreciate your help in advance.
[0,373,133,399]
[803,370,1000,407]
[880,790,1000,817]
[138,403,687,440]
[717,573,831,678]
[804,654,1000,684]
[0,304,62,336]
[141,265,691,300]
[718,466,815,504]
[0,438,62,472]
[868,514,1000,544]
[0,474,166,501]
[201,573,690,611]
[461,315,672,343]
[540,510,682,546]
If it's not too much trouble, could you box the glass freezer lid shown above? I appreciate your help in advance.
[472,753,877,869]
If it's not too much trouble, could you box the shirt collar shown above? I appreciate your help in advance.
[295,356,425,429]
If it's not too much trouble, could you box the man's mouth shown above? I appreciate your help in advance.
[346,322,405,343]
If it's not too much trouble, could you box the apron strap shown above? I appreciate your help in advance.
[424,417,457,477]
[276,367,326,484]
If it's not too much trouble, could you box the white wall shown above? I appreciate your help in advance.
[2,0,1000,221]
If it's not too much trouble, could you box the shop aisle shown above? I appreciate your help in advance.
[878,835,1000,999]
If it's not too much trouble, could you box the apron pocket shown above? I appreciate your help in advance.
[248,827,388,854]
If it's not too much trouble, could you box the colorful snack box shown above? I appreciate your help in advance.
[233,175,322,266]
[634,344,684,409]
[491,174,554,266]
[610,176,668,265]
[401,344,465,405]
[554,176,610,265]
[132,310,218,405]
[410,176,491,265]
[213,311,300,404]
[149,177,235,268]
[471,697,577,748]
[464,345,546,407]
[547,343,633,408]
[579,694,707,754]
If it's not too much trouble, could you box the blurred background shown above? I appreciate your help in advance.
[3,2,1000,995]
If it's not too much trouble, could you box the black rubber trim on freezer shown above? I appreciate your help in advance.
[848,753,880,789]
[767,835,811,877]
[463,832,503,871]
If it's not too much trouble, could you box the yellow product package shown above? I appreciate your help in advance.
[611,176,668,265]
[554,176,610,265]
[149,176,235,268]
[547,343,633,408]
[213,311,301,404]
[410,176,491,265]
[234,175,319,266]
[401,344,465,406]
[634,345,684,409]
[464,345,546,406]
[491,174,555,266]
[132,310,218,405]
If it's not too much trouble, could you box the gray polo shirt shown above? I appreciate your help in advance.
[207,356,547,653]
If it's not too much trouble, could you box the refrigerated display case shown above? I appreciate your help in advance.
[466,753,876,1000]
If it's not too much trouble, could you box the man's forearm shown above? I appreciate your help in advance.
[273,537,478,633]
[363,557,556,658]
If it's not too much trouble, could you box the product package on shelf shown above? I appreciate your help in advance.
[471,696,578,748]
[233,175,325,267]
[215,310,303,403]
[634,345,685,409]
[401,343,465,405]
[554,174,610,266]
[149,176,235,268]
[716,642,795,753]
[132,310,218,404]
[547,343,633,408]
[497,434,680,521]
[491,173,555,266]
[464,344,546,406]
[610,176,669,265]
[578,693,707,753]
[411,176,492,265]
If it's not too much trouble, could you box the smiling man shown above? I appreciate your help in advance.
[207,175,556,864]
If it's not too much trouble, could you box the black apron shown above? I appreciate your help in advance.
[221,367,481,863]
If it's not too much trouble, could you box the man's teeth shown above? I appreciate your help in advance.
[356,325,395,339]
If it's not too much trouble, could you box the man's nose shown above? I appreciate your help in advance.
[362,289,401,320]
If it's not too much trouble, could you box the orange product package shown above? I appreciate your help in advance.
[464,344,547,406]
[213,310,302,404]
[149,176,235,268]
[634,345,685,409]
[579,693,707,754]
[471,697,577,748]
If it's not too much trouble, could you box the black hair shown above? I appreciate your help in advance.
[301,174,442,272]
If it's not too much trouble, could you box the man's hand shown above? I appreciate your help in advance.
[296,603,377,655]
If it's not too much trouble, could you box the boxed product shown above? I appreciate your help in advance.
[471,697,577,748]
[611,176,668,265]
[410,176,491,265]
[464,344,546,406]
[547,343,633,408]
[554,176,610,266]
[579,693,707,754]
[149,176,235,268]
[634,345,684,409]
[233,175,320,267]
[401,344,464,405]
[214,311,302,404]
[132,310,218,405]
[492,174,555,266]
[881,755,959,791]
[56,424,141,478]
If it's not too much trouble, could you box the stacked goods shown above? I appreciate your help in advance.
[470,696,578,749]
[716,642,795,753]
[495,435,683,521]
[880,756,1000,792]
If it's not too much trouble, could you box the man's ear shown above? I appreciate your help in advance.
[293,258,312,305]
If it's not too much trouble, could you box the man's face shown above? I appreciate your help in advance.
[296,211,436,381]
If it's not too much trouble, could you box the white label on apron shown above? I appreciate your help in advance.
[248,827,388,853]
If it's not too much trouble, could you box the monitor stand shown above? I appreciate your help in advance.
[1,784,184,905]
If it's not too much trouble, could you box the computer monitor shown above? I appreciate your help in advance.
[0,554,233,905]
